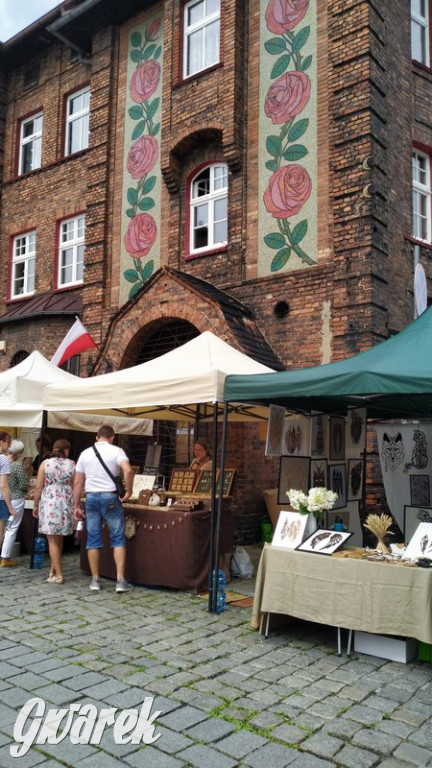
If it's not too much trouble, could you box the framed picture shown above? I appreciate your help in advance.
[328,463,347,509]
[310,459,327,488]
[272,510,309,549]
[404,505,432,544]
[217,468,236,497]
[410,474,430,507]
[346,408,366,455]
[194,469,217,495]
[325,509,350,531]
[281,415,310,457]
[310,414,328,459]
[403,522,432,559]
[347,458,364,501]
[329,416,345,461]
[297,529,353,554]
[278,456,310,505]
[265,404,285,456]
[132,473,157,497]
[169,469,198,493]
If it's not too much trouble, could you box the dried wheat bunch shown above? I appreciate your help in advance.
[364,513,394,553]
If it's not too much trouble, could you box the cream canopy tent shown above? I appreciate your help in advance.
[42,331,274,421]
[0,351,152,435]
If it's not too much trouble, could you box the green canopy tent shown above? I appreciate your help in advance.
[223,305,432,419]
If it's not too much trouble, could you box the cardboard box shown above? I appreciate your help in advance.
[418,642,432,662]
[354,631,418,663]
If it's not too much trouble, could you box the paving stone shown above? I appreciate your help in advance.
[394,741,432,764]
[177,742,238,768]
[216,729,268,758]
[241,741,298,767]
[0,744,48,768]
[125,745,188,767]
[334,744,381,768]
[300,732,344,759]
[158,704,208,731]
[185,717,236,742]
[270,723,308,746]
[351,727,402,755]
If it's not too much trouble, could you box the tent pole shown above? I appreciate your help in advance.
[30,410,48,569]
[208,402,219,612]
[211,401,229,613]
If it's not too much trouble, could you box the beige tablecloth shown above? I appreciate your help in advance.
[251,545,432,643]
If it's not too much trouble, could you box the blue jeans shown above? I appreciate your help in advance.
[85,493,125,549]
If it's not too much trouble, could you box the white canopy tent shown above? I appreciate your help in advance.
[0,351,152,435]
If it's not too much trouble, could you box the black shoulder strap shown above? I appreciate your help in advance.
[92,444,117,483]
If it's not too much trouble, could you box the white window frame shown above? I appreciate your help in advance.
[65,87,90,156]
[11,232,36,298]
[411,0,430,66]
[189,163,228,254]
[19,113,43,175]
[412,150,431,242]
[183,0,220,78]
[58,215,85,287]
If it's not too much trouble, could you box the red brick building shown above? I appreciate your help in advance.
[0,1,430,540]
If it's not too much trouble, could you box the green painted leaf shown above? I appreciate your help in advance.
[126,208,135,218]
[138,197,155,211]
[265,37,287,55]
[129,282,143,299]
[292,26,310,53]
[266,135,282,157]
[131,121,145,140]
[147,97,160,119]
[300,54,312,71]
[127,188,138,206]
[265,159,278,172]
[142,175,156,194]
[283,144,308,161]
[264,232,286,250]
[130,50,142,63]
[270,54,290,80]
[143,44,156,60]
[142,259,154,281]
[129,105,143,120]
[130,32,142,48]
[291,219,308,244]
[271,248,291,271]
[287,118,309,142]
[154,45,162,60]
[150,122,160,136]
[124,269,139,283]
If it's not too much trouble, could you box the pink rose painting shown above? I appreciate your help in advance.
[123,17,162,298]
[265,71,311,125]
[265,0,309,35]
[264,164,312,219]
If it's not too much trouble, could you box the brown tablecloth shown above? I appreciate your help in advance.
[251,545,432,643]
[80,504,233,592]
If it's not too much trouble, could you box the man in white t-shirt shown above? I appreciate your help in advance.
[73,425,134,593]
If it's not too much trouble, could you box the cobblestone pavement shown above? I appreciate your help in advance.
[1,547,432,768]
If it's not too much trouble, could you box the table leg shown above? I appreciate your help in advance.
[347,629,353,656]
[337,627,341,656]
[265,612,271,638]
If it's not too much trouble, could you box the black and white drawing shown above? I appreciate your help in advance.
[328,463,347,509]
[311,414,328,458]
[297,529,352,555]
[404,505,432,544]
[403,521,432,560]
[404,429,428,470]
[380,432,404,471]
[310,459,327,488]
[329,417,345,461]
[410,474,430,507]
[348,458,363,501]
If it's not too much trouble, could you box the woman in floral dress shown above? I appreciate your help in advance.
[33,439,75,584]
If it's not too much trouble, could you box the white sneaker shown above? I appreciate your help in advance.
[116,579,132,593]
[90,578,101,591]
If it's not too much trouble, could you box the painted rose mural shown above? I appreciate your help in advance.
[122,17,162,300]
[261,0,316,272]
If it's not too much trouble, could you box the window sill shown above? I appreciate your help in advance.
[184,244,227,261]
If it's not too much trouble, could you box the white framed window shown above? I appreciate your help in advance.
[190,163,228,253]
[19,113,42,175]
[65,87,90,155]
[412,150,431,242]
[411,0,430,66]
[11,232,36,298]
[184,0,220,78]
[58,215,85,287]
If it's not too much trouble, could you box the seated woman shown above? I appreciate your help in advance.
[189,439,213,472]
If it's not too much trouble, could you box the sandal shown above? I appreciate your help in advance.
[52,575,64,584]
[46,573,55,583]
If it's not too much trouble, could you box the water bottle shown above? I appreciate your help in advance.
[74,520,84,542]
[32,536,46,569]
[216,569,227,614]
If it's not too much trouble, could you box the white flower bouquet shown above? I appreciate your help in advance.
[287,487,338,520]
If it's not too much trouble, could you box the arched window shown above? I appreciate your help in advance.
[189,163,228,255]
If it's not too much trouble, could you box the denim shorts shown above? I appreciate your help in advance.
[0,499,9,520]
[85,493,125,549]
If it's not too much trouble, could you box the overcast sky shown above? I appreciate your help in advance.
[0,0,62,42]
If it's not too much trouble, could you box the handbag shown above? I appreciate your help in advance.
[92,445,126,499]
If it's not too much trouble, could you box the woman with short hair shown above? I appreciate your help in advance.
[0,431,14,548]
[1,439,28,567]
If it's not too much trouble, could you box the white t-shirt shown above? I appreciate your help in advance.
[0,454,11,501]
[76,441,129,493]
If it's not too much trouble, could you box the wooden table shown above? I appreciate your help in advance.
[252,545,432,644]
[80,502,233,592]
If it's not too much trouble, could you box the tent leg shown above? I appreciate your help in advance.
[208,403,219,612]
[211,401,229,613]
[30,410,47,569]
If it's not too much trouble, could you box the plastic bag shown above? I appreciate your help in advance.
[230,545,255,579]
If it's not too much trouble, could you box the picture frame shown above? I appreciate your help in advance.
[296,528,353,555]
[132,473,157,497]
[265,404,285,456]
[328,463,347,509]
[310,414,328,459]
[194,469,217,495]
[217,468,236,497]
[403,505,432,544]
[281,415,311,457]
[329,416,345,461]
[169,469,198,494]
[410,474,430,507]
[325,509,350,532]
[278,456,310,505]
[346,408,366,455]
[310,459,327,488]
[347,458,364,501]
[272,510,309,549]
[403,521,432,560]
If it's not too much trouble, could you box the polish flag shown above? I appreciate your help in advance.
[51,318,98,367]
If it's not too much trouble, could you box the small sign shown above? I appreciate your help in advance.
[414,263,427,317]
